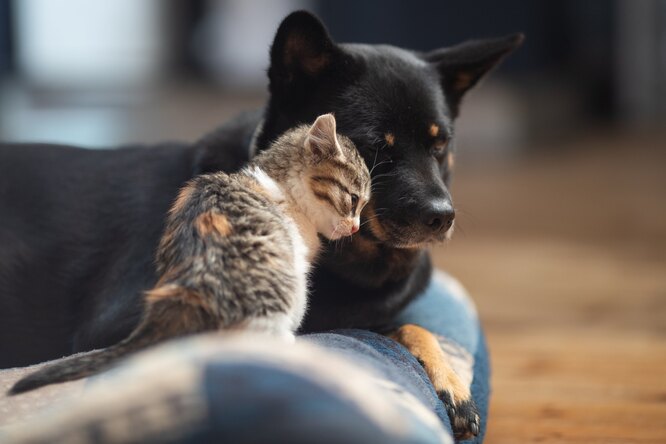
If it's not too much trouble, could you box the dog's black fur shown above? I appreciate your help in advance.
[0,11,521,368]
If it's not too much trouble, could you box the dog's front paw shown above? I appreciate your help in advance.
[388,324,480,441]
[438,388,480,441]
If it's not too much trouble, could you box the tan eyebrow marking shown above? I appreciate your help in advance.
[429,124,440,138]
[384,133,395,147]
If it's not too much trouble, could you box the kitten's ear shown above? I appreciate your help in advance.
[269,11,337,90]
[305,114,342,161]
[425,33,524,118]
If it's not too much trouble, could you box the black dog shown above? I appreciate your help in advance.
[0,11,521,438]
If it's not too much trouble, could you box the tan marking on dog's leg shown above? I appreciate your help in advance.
[389,323,479,439]
[389,324,470,403]
[195,211,232,237]
[447,152,455,169]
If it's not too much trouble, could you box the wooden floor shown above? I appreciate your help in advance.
[431,130,666,443]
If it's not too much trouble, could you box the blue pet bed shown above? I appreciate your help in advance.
[0,271,489,444]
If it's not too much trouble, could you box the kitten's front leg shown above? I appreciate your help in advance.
[388,323,480,441]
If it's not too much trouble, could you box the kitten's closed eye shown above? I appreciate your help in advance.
[351,194,359,213]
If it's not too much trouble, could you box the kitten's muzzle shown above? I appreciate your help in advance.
[329,218,357,239]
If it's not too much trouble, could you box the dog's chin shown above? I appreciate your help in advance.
[371,221,451,250]
[389,240,434,250]
[385,236,448,250]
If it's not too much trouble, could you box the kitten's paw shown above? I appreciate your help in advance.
[437,388,480,441]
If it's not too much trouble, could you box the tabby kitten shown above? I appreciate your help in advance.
[10,114,370,395]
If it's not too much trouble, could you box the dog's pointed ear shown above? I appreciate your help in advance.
[269,11,337,90]
[426,33,524,117]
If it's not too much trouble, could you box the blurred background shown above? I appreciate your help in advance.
[1,1,665,442]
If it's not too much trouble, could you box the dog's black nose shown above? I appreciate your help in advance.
[422,200,455,232]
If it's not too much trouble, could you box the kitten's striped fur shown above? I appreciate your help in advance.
[9,114,370,395]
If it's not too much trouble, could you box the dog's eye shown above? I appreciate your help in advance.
[432,139,449,156]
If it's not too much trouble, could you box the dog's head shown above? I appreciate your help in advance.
[257,11,523,249]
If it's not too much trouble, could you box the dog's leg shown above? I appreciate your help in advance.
[389,323,480,440]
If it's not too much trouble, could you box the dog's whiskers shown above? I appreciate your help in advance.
[369,147,380,175]
[371,171,398,181]
[369,159,393,176]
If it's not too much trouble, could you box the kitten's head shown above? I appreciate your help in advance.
[302,114,371,240]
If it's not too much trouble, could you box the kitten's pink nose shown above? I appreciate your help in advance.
[351,224,359,234]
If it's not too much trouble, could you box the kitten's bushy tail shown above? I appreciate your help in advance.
[8,290,216,396]
[8,327,158,395]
